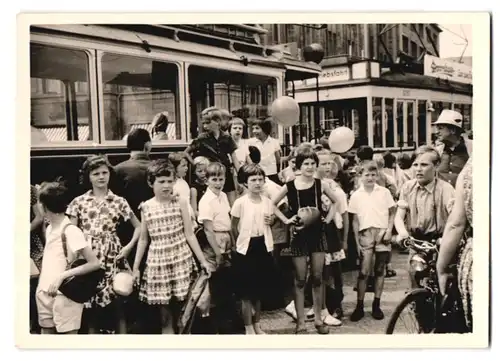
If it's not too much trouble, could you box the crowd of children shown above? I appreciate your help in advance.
[29,106,425,336]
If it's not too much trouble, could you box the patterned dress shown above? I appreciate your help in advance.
[30,185,44,271]
[457,157,473,331]
[139,197,197,305]
[66,190,133,308]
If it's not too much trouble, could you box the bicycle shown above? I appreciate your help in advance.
[386,237,467,334]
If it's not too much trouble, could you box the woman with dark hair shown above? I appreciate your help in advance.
[67,155,142,334]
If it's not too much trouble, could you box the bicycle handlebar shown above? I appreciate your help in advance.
[402,237,438,251]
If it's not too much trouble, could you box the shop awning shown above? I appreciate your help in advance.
[282,58,322,82]
[378,71,472,95]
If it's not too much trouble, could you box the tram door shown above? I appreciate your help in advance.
[396,100,417,148]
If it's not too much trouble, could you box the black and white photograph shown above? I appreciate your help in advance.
[16,12,490,349]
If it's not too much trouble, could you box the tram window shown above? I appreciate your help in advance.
[30,43,92,145]
[372,97,383,148]
[100,53,181,142]
[187,65,277,139]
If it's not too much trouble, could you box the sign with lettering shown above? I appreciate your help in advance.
[424,54,472,84]
[305,66,351,86]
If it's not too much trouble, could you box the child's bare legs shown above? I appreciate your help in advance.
[160,305,175,334]
[310,252,328,333]
[241,299,255,334]
[86,309,99,334]
[252,300,265,334]
[41,327,56,334]
[351,248,373,322]
[114,301,127,334]
[372,252,389,320]
[291,256,308,331]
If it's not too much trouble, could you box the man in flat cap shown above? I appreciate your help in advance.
[433,109,472,188]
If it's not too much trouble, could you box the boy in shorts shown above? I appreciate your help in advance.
[348,161,396,321]
[35,182,100,334]
[198,162,236,333]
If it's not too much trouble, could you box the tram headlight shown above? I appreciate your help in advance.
[410,254,428,272]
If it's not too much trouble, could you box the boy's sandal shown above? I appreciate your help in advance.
[386,269,397,278]
[315,323,330,335]
[295,326,308,334]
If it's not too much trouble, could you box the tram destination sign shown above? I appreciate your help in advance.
[424,54,472,85]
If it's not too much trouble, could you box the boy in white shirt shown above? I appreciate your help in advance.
[231,164,275,335]
[348,161,396,322]
[36,182,100,334]
[197,162,234,333]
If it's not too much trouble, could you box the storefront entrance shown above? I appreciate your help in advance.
[396,99,417,148]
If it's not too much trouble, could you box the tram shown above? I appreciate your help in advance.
[29,24,321,194]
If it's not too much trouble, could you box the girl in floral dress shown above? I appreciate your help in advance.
[67,155,141,334]
[132,160,211,334]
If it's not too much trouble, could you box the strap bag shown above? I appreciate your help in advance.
[58,224,105,304]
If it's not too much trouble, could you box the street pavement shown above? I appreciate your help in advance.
[260,250,410,334]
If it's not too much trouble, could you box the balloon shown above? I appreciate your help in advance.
[113,271,134,297]
[271,96,300,127]
[303,43,325,64]
[328,126,355,154]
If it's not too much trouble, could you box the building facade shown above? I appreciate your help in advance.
[260,24,472,152]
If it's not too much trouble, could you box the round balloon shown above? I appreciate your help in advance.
[328,126,355,154]
[271,96,300,127]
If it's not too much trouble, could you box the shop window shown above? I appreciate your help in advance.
[30,43,92,145]
[417,100,427,146]
[372,97,383,148]
[385,98,395,147]
[101,53,180,142]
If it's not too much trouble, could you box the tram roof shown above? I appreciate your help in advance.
[32,24,321,81]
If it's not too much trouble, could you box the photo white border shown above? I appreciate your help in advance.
[15,11,490,349]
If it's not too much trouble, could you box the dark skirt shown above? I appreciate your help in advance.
[289,222,328,257]
[232,236,275,300]
[324,221,342,254]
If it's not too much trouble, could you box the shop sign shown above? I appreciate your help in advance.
[304,66,351,86]
[424,54,472,84]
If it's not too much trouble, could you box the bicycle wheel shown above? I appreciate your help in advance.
[386,288,437,334]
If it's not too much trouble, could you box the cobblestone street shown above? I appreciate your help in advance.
[260,250,410,334]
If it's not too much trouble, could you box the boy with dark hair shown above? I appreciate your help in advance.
[36,182,101,334]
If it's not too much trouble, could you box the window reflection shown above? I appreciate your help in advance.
[187,65,277,139]
[101,54,180,141]
[30,43,92,144]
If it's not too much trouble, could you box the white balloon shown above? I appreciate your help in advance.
[328,126,355,154]
[271,96,300,128]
